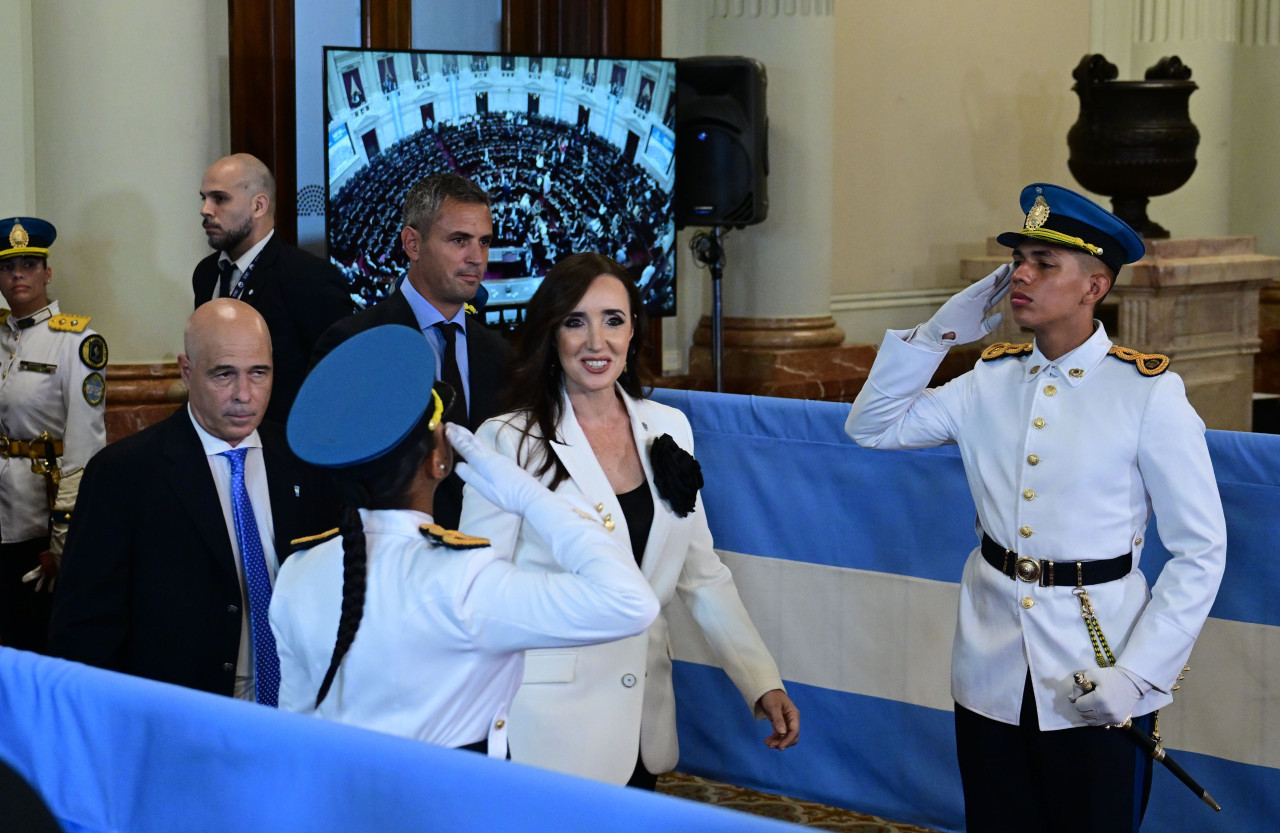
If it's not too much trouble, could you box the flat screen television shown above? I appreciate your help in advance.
[323,47,678,326]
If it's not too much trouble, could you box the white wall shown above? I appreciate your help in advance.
[831,0,1090,341]
[1230,8,1280,258]
[29,1,228,362]
[0,0,35,213]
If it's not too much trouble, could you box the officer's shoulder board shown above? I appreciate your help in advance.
[980,342,1034,361]
[420,523,490,550]
[1107,345,1170,376]
[49,313,90,333]
[0,309,9,325]
[289,527,341,552]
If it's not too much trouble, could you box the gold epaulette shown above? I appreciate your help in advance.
[0,310,9,324]
[290,527,341,550]
[49,314,90,333]
[420,523,490,549]
[980,342,1034,361]
[1108,345,1170,376]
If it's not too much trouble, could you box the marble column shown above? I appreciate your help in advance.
[674,0,869,398]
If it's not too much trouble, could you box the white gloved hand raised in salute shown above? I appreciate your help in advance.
[913,263,1013,350]
[447,423,552,517]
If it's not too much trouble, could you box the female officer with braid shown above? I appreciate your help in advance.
[269,325,658,757]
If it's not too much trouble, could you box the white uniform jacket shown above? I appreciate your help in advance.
[459,390,784,782]
[270,504,657,758]
[845,324,1226,730]
[0,301,106,544]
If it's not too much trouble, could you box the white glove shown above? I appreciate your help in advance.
[21,548,58,594]
[1068,665,1151,726]
[447,423,550,517]
[915,263,1013,349]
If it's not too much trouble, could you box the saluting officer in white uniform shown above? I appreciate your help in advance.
[270,326,658,757]
[0,216,107,652]
[845,184,1226,833]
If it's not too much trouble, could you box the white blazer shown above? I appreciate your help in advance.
[459,389,784,783]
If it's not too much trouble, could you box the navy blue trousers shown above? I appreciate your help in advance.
[955,674,1154,833]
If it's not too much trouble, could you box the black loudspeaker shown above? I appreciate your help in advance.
[676,56,769,228]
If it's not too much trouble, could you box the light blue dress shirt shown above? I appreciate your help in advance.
[399,280,470,418]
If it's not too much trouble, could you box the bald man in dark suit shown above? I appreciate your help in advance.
[49,300,338,699]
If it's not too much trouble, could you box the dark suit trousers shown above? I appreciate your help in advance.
[0,538,51,653]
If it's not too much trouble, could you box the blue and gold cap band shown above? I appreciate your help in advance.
[0,217,56,261]
[996,184,1144,274]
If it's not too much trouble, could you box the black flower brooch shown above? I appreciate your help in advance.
[650,434,703,518]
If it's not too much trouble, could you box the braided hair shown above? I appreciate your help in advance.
[313,417,439,709]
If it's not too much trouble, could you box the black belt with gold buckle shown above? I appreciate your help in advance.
[980,533,1132,587]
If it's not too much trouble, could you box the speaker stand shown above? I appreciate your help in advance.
[690,227,729,392]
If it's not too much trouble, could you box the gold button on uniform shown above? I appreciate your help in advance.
[1022,489,1035,501]
[1022,597,1034,609]
[1033,418,1046,429]
[1044,385,1057,396]
[1027,454,1040,466]
[1135,537,1143,546]
[1020,525,1033,538]
[495,718,506,729]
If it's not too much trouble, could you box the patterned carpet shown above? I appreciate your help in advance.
[656,772,943,832]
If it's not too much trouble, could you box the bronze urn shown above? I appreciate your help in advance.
[1067,54,1199,239]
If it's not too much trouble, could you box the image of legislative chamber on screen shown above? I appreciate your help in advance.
[325,49,678,325]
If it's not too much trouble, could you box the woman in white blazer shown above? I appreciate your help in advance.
[459,253,799,787]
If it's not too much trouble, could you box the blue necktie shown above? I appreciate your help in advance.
[220,447,280,707]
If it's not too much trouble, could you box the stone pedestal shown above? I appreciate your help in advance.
[678,316,874,402]
[105,363,185,443]
[962,237,1280,431]
[1258,282,1280,394]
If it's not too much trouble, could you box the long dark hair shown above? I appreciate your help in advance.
[313,414,438,709]
[501,252,650,489]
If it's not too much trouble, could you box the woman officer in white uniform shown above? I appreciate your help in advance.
[270,325,658,756]
[0,216,106,652]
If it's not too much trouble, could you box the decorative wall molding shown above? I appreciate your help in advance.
[830,287,961,313]
[708,0,834,20]
[1132,0,1239,44]
[1239,0,1280,45]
